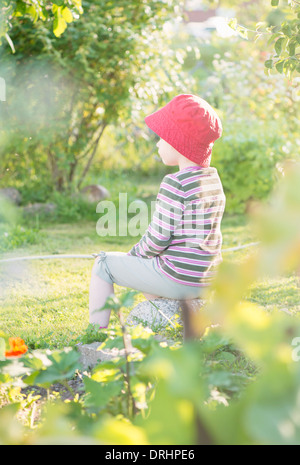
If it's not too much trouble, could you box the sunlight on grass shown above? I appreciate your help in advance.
[0,211,297,350]
[247,275,300,314]
[0,254,143,348]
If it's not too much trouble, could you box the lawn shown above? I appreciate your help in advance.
[1,210,299,350]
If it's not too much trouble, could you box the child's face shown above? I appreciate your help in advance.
[156,138,181,166]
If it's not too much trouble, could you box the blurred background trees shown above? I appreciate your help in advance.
[0,0,83,47]
[0,0,299,212]
[0,0,190,199]
[1,1,300,445]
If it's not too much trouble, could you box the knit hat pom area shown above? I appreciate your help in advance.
[145,94,222,167]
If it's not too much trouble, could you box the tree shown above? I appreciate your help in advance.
[221,0,300,78]
[264,0,300,77]
[0,0,190,193]
[200,0,300,77]
[0,0,83,52]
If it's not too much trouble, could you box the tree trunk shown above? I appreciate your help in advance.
[77,122,108,191]
[47,146,65,192]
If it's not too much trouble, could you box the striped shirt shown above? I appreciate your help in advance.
[127,165,226,286]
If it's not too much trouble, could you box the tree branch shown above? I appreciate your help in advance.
[77,122,108,191]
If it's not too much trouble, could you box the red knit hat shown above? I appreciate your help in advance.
[145,94,222,167]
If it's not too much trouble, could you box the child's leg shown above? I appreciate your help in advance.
[143,292,161,300]
[89,259,114,328]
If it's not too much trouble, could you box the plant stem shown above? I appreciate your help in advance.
[118,309,138,418]
[180,299,215,445]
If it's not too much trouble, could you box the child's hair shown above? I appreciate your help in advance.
[145,94,222,168]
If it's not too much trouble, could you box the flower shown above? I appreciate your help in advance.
[5,337,28,358]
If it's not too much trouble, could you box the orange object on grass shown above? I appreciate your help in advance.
[5,337,28,357]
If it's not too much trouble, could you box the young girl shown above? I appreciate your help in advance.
[89,94,226,328]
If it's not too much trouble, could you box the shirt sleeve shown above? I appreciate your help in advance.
[127,174,184,258]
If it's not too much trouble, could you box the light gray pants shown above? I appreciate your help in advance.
[93,251,206,300]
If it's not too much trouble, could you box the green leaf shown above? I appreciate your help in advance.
[200,329,232,354]
[275,59,285,73]
[288,40,296,56]
[83,376,123,410]
[271,0,279,7]
[25,5,38,22]
[131,336,161,355]
[135,377,196,444]
[267,32,281,46]
[207,370,238,390]
[53,14,67,38]
[72,0,83,14]
[62,7,73,24]
[24,348,81,388]
[282,24,293,39]
[237,26,248,39]
[275,37,285,55]
[265,59,274,69]
[227,18,237,31]
[98,336,125,351]
[14,1,26,15]
[119,290,138,309]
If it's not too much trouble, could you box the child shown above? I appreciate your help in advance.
[89,94,226,328]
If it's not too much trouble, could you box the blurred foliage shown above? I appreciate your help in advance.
[1,0,299,445]
[0,195,35,253]
[264,0,300,77]
[217,0,300,78]
[96,31,299,213]
[0,0,191,194]
[0,162,300,444]
[0,0,83,51]
[1,0,298,216]
[0,223,42,253]
[202,45,300,213]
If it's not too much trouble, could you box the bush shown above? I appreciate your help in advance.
[190,41,300,213]
[0,223,43,252]
[212,121,283,213]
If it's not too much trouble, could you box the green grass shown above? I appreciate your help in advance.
[0,222,138,349]
[1,204,299,405]
[1,212,299,350]
[0,170,299,352]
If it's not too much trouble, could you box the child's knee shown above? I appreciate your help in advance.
[92,257,100,272]
[91,256,114,285]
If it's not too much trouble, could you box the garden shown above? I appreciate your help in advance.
[0,0,300,446]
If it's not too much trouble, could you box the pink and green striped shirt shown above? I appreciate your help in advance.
[127,165,226,286]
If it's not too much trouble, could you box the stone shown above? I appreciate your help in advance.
[76,341,140,371]
[0,187,22,205]
[80,185,110,203]
[76,333,177,370]
[76,299,206,370]
[22,202,57,216]
[126,298,206,330]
